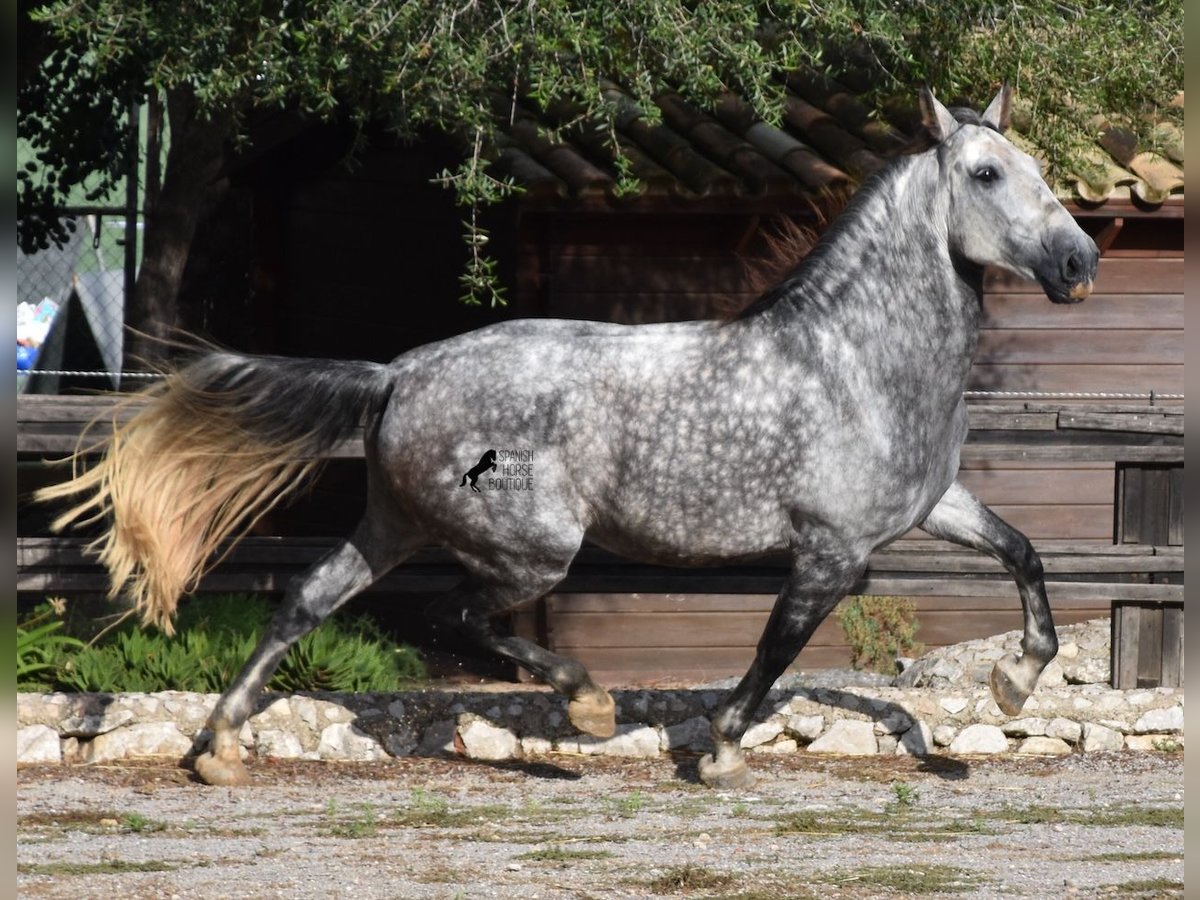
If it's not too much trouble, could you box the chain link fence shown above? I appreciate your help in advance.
[17,208,138,393]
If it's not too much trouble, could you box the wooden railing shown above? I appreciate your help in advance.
[17,393,1184,687]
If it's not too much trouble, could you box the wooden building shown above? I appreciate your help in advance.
[19,74,1184,683]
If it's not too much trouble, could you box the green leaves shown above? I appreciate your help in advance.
[17,609,84,682]
[835,595,923,675]
[18,594,426,694]
[19,2,1183,297]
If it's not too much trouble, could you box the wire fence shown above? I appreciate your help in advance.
[17,209,136,393]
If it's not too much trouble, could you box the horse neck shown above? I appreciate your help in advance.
[757,154,984,384]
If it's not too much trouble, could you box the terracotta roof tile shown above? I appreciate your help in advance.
[497,74,1182,207]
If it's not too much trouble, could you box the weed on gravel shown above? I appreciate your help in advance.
[1079,851,1183,863]
[771,808,991,840]
[19,860,184,876]
[988,804,1182,828]
[515,846,616,864]
[325,800,379,838]
[646,864,735,893]
[1104,878,1184,897]
[390,789,511,828]
[818,863,985,894]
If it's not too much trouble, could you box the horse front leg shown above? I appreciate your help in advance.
[700,552,864,790]
[919,480,1058,715]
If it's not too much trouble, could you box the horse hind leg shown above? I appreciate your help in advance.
[194,518,420,786]
[427,561,616,738]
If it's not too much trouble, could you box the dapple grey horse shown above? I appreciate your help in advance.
[43,85,1099,789]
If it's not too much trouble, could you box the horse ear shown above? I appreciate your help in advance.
[982,81,1013,133]
[919,86,958,143]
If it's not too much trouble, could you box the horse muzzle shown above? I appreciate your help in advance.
[1037,233,1100,304]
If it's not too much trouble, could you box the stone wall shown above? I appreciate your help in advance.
[16,618,1184,766]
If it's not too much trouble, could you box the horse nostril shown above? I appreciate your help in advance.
[1063,251,1080,281]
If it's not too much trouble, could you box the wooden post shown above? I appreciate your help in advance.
[1160,605,1184,688]
[1111,602,1140,689]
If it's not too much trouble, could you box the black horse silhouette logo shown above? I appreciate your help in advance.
[459,449,497,492]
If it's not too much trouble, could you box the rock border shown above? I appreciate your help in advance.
[17,680,1183,766]
[16,618,1184,766]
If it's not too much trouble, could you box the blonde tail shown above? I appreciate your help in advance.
[36,352,393,633]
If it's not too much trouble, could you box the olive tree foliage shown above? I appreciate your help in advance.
[18,1,1182,363]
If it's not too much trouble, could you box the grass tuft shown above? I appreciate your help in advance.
[820,864,985,894]
[515,846,615,863]
[19,860,178,876]
[648,864,735,893]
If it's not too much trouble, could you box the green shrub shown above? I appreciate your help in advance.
[24,594,425,694]
[17,602,84,688]
[835,595,923,674]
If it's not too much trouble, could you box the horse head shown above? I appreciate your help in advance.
[922,84,1099,303]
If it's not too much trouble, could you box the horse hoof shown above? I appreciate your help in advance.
[193,752,252,787]
[989,654,1033,716]
[698,753,757,791]
[569,690,617,738]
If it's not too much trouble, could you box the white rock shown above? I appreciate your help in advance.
[258,697,292,723]
[931,660,963,681]
[949,724,1008,755]
[1038,660,1065,688]
[897,721,934,757]
[1045,718,1082,743]
[806,720,877,756]
[458,720,519,761]
[520,736,554,757]
[85,722,193,763]
[932,725,957,747]
[876,735,899,754]
[292,698,319,730]
[256,729,304,759]
[753,739,798,754]
[662,716,713,752]
[1001,717,1047,737]
[1081,722,1124,752]
[940,697,968,715]
[785,714,825,742]
[560,724,660,758]
[58,709,135,738]
[18,725,62,764]
[1016,736,1072,756]
[1132,706,1183,734]
[874,711,913,735]
[1125,734,1173,751]
[322,704,355,725]
[317,723,386,761]
[740,721,785,749]
[1057,642,1079,660]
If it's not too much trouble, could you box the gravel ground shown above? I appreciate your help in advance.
[17,750,1182,899]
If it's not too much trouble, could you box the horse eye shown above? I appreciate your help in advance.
[973,166,999,183]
